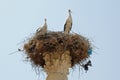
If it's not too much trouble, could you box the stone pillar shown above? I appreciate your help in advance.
[43,51,71,80]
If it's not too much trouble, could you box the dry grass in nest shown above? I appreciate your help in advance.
[23,31,91,68]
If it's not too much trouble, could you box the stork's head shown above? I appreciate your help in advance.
[44,18,47,22]
[68,9,72,13]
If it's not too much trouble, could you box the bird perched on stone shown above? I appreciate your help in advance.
[64,9,72,35]
[36,18,47,35]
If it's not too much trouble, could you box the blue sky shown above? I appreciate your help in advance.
[0,0,120,80]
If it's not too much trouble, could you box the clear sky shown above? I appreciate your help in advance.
[0,0,120,80]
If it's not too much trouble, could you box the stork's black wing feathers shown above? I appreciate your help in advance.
[64,22,67,31]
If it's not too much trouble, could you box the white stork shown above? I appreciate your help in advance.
[64,9,72,35]
[36,18,47,35]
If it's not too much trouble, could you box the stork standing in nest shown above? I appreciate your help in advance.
[36,18,47,35]
[64,9,72,35]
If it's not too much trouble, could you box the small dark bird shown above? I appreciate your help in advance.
[82,60,92,72]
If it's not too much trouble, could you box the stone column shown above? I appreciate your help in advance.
[43,51,71,80]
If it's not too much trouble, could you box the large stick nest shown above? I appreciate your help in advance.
[23,31,91,68]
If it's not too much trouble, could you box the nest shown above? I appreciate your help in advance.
[23,31,91,68]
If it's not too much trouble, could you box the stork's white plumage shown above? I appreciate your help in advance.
[36,18,47,35]
[64,9,72,35]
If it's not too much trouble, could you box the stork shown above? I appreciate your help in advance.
[64,9,72,35]
[36,18,47,35]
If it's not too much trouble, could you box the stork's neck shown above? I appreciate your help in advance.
[44,21,47,27]
[44,19,47,25]
[69,12,72,19]
[45,21,46,24]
